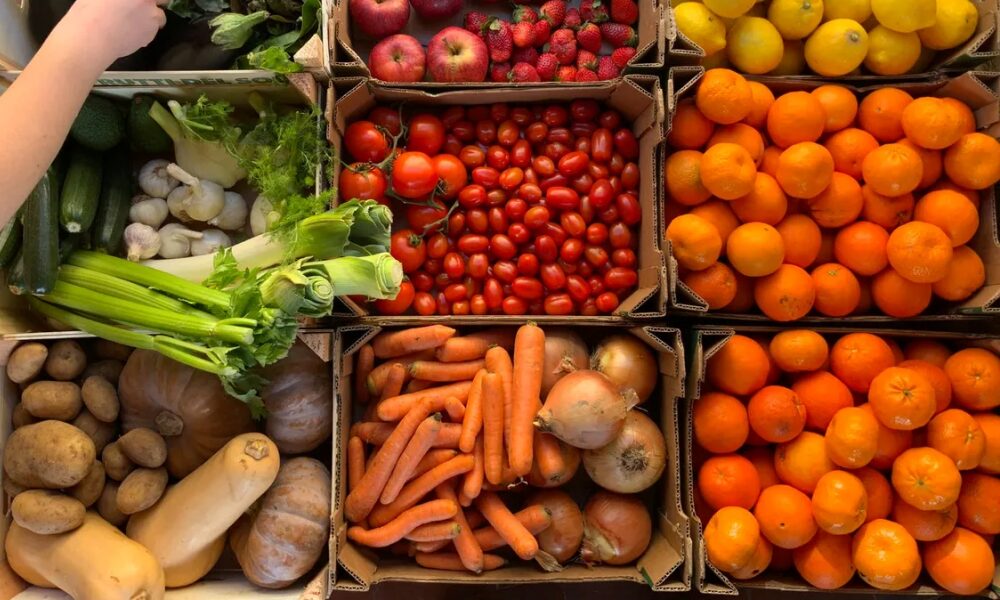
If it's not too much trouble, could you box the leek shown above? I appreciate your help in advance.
[148,99,247,188]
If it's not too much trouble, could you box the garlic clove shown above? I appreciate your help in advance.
[190,229,233,256]
[139,160,180,198]
[123,223,161,262]
[157,223,204,259]
[129,197,169,228]
[207,192,248,231]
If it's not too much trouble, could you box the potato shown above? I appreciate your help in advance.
[11,403,36,429]
[72,410,116,454]
[69,461,106,507]
[119,428,167,469]
[6,343,48,384]
[3,475,28,498]
[82,359,124,386]
[4,421,96,489]
[21,381,82,421]
[116,468,167,515]
[81,375,118,423]
[12,490,86,534]
[94,339,133,362]
[44,340,87,381]
[102,442,135,482]
[98,482,128,527]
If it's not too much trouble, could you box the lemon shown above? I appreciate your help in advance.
[769,39,807,73]
[871,0,936,33]
[805,19,870,75]
[824,0,872,23]
[919,0,979,49]
[768,0,824,39]
[704,0,756,19]
[727,17,785,73]
[864,25,922,74]
[675,2,729,55]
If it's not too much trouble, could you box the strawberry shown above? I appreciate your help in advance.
[556,65,578,81]
[464,11,489,36]
[512,21,536,48]
[486,18,513,62]
[509,62,541,82]
[600,22,637,47]
[549,28,578,65]
[564,7,583,29]
[533,20,552,45]
[536,53,559,80]
[575,68,599,82]
[597,55,620,79]
[540,0,567,26]
[576,49,598,71]
[512,46,539,65]
[611,46,637,68]
[577,22,602,53]
[513,4,538,23]
[611,0,639,24]
[580,0,609,23]
[490,62,512,82]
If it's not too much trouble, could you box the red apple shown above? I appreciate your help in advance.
[369,34,426,82]
[349,0,410,39]
[409,0,462,20]
[427,27,488,83]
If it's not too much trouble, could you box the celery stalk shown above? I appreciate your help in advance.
[57,264,214,319]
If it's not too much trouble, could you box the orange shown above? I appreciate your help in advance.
[811,85,858,133]
[743,81,776,129]
[816,230,836,265]
[957,472,1000,534]
[744,446,779,489]
[898,359,952,414]
[868,366,936,430]
[897,139,942,189]
[776,142,835,200]
[666,150,712,206]
[699,454,761,511]
[725,272,756,313]
[871,267,933,318]
[944,132,1000,190]
[927,408,985,470]
[667,100,715,149]
[694,391,750,453]
[932,245,986,302]
[704,506,760,572]
[701,143,758,200]
[825,128,879,180]
[861,143,924,198]
[727,222,785,277]
[776,214,822,268]
[854,278,873,315]
[825,406,879,469]
[944,347,1000,411]
[892,495,957,541]
[666,213,722,271]
[707,334,771,396]
[754,484,818,549]
[892,447,962,511]
[858,403,914,470]
[851,519,922,590]
[793,531,856,589]
[729,535,773,580]
[942,97,977,135]
[748,385,807,443]
[929,180,980,208]
[775,431,835,493]
[913,190,979,247]
[923,527,996,595]
[811,470,868,534]
[811,263,861,317]
[854,467,893,522]
[901,97,966,150]
[886,221,953,283]
[973,413,1000,474]
[807,172,863,228]
[833,221,890,276]
[858,88,913,143]
[683,263,738,310]
[767,91,827,148]
[690,200,740,248]
[760,146,782,177]
[860,185,914,230]
[769,330,828,373]
[831,333,897,393]
[754,264,816,322]
[904,339,951,367]
[708,124,765,165]
[792,371,854,431]
[696,69,753,125]
[731,173,788,224]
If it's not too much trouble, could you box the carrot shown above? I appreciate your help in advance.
[409,449,458,481]
[436,484,485,573]
[355,344,375,404]
[348,435,366,493]
[345,400,434,523]
[475,491,539,560]
[484,347,513,458]
[459,370,485,453]
[380,363,407,402]
[445,396,465,421]
[354,422,462,449]
[413,539,450,554]
[473,504,552,552]
[405,379,435,393]
[367,349,434,396]
[462,436,484,504]
[381,414,442,505]
[409,359,486,382]
[376,381,474,421]
[372,325,456,359]
[533,431,570,485]
[368,454,475,528]
[509,324,544,476]
[481,372,505,486]
[348,499,458,548]
[405,520,462,542]
[415,552,506,572]
[435,328,517,363]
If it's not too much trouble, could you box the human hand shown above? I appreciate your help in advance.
[55,0,168,68]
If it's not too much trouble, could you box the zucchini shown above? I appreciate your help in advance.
[0,211,23,269]
[92,146,132,254]
[59,144,103,233]
[7,249,25,296]
[24,167,60,295]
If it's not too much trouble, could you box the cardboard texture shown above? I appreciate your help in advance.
[329,0,665,85]
[331,323,689,592]
[684,325,1000,596]
[325,74,668,321]
[663,66,1000,321]
[667,0,1000,77]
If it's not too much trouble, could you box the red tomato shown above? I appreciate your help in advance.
[608,222,633,249]
[499,167,524,190]
[490,103,510,123]
[560,212,586,237]
[596,291,619,313]
[426,233,450,259]
[517,183,542,204]
[405,199,447,234]
[612,248,637,268]
[502,296,528,315]
[511,107,533,125]
[460,146,486,168]
[512,277,544,300]
[616,193,642,225]
[586,223,608,245]
[339,164,387,204]
[524,206,551,230]
[497,120,520,146]
[545,187,580,210]
[390,230,427,273]
[560,238,585,262]
[392,152,437,199]
[476,120,497,145]
[604,267,638,291]
[467,253,490,279]
[487,189,507,206]
[448,211,466,237]
[540,263,567,290]
[488,208,508,233]
[493,261,518,283]
[548,127,573,145]
[536,235,558,263]
[413,292,436,315]
[367,107,402,136]
[444,283,468,302]
[486,146,510,170]
[490,234,517,260]
[543,105,569,127]
[544,142,570,161]
[451,300,469,315]
[543,294,574,315]
[591,128,613,162]
[590,178,614,208]
[484,277,504,308]
[557,151,589,177]
[374,281,414,315]
[613,129,639,160]
[508,222,531,244]
[580,298,600,316]
[432,155,467,199]
[470,294,488,315]
[526,122,549,144]
[505,198,528,221]
[466,209,489,233]
[621,162,640,190]
[408,114,445,155]
[532,156,556,177]
[566,275,591,302]
[570,99,600,123]
[443,252,465,280]
[517,254,540,277]
[441,106,465,128]
[589,162,610,180]
[599,110,622,129]
[436,292,451,315]
[458,184,487,209]
[571,173,594,194]
[542,222,568,246]
[511,140,532,168]
[472,167,500,188]
[411,271,434,292]
[585,246,609,268]
[442,134,462,156]
[452,121,475,142]
[457,234,489,254]
[345,121,389,162]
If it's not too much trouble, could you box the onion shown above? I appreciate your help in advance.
[527,437,581,488]
[541,329,589,396]
[584,411,666,494]
[528,489,584,565]
[581,491,652,566]
[591,334,658,405]
[535,370,634,449]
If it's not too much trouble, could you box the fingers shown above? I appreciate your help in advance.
[155,0,169,6]
[156,9,167,29]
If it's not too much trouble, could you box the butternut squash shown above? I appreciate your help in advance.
[126,433,280,587]
[6,511,165,600]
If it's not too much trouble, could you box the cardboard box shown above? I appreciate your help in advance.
[683,325,1000,596]
[325,74,668,320]
[662,66,1000,321]
[330,322,690,592]
[329,0,666,85]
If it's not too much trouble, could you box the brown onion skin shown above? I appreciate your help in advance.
[528,489,584,563]
[583,411,666,494]
[581,491,652,566]
[535,370,630,449]
[541,329,589,397]
[527,439,581,488]
[591,334,658,405]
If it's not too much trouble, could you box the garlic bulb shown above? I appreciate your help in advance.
[250,195,279,236]
[124,223,161,261]
[207,192,248,231]
[129,196,169,228]
[138,160,179,198]
[164,163,225,221]
[166,186,195,223]
[190,229,233,256]
[157,223,203,259]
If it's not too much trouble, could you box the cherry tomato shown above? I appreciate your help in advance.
[574,137,592,154]
[542,222,568,246]
[368,107,402,136]
[613,129,639,159]
[390,230,426,273]
[490,103,510,123]
[345,121,389,162]
[572,122,596,138]
[490,234,517,260]
[566,275,591,302]
[470,294,488,315]
[526,122,549,144]
[599,205,620,224]
[458,184,487,209]
[484,278,504,308]
[586,223,608,245]
[339,164,387,204]
[497,120,520,146]
[476,120,497,145]
[532,156,556,177]
[452,300,470,315]
[571,173,594,194]
[406,200,447,234]
[511,107,533,126]
[548,127,573,145]
[616,193,642,225]
[590,178,614,209]
[596,291,619,313]
[536,235,558,263]
[512,277,544,300]
[591,128,613,162]
[486,146,510,170]
[413,292,436,315]
[434,272,451,289]
[472,166,500,188]
[588,275,605,295]
[511,140,533,168]
[524,205,551,230]
[580,298,599,316]
[517,183,542,203]
[407,114,445,155]
[488,207,508,233]
[612,248,637,268]
[443,252,465,280]
[508,222,531,244]
[411,271,434,292]
[605,267,638,291]
[609,153,625,175]
[598,110,622,130]
[545,187,580,210]
[608,222,633,249]
[426,233,450,259]
[499,167,525,190]
[502,296,527,315]
[374,281,414,315]
[442,134,462,156]
[579,195,595,224]
[544,142,570,161]
[506,198,528,221]
[570,99,600,123]
[391,151,437,199]
[517,253,540,276]
[444,283,468,302]
[493,261,518,283]
[459,145,486,168]
[540,174,570,192]
[621,162,640,190]
[589,162,610,180]
[585,246,609,268]
[561,238,585,262]
[578,261,594,278]
[558,151,589,177]
[467,253,490,279]
[467,209,489,233]
[436,292,451,315]
[457,234,489,254]
[432,155,467,199]
[543,105,568,127]
[448,212,466,237]
[540,263,567,290]
[487,189,507,206]
[452,121,475,142]
[543,294,574,315]
[560,212,586,237]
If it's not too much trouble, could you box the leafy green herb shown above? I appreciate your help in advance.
[247,46,305,73]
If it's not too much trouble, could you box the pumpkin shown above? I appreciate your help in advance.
[260,341,332,454]
[118,350,255,479]
[230,457,331,589]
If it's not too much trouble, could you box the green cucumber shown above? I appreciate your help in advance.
[0,211,23,269]
[24,166,60,295]
[59,144,103,233]
[93,146,132,254]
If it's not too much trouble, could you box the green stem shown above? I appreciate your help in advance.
[57,264,214,319]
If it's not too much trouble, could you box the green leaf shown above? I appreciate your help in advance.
[166,0,201,19]
[194,0,229,12]
[210,11,271,51]
[246,46,304,73]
